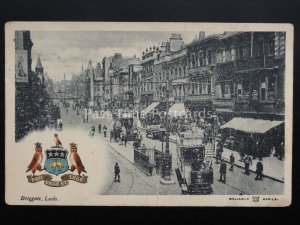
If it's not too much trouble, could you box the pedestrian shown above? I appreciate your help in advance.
[219,159,227,183]
[114,162,120,182]
[215,142,223,164]
[243,155,252,175]
[103,125,107,138]
[98,123,102,133]
[133,141,138,150]
[139,132,143,141]
[110,130,113,142]
[278,141,284,160]
[229,153,235,171]
[255,160,263,181]
[124,135,127,147]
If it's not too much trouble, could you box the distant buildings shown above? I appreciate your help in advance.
[51,31,285,123]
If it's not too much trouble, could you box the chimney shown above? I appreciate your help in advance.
[199,31,205,41]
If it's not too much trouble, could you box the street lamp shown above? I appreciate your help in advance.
[211,114,218,154]
[160,74,175,185]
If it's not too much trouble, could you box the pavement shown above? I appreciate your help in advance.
[137,125,284,183]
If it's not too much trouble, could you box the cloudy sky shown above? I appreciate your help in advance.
[31,31,217,81]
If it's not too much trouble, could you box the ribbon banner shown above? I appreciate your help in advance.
[27,174,88,187]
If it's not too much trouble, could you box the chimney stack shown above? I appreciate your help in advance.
[199,31,205,41]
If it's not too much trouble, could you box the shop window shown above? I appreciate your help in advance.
[237,83,243,101]
[260,82,266,101]
[224,84,231,98]
[268,75,276,101]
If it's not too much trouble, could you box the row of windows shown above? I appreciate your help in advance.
[188,42,276,68]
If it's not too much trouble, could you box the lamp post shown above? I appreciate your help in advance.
[211,114,218,154]
[160,74,175,185]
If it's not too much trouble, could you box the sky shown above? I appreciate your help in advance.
[31,31,220,81]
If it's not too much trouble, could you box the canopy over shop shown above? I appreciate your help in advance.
[141,101,166,126]
[220,117,284,157]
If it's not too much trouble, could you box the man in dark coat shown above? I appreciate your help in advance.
[98,123,102,133]
[255,160,263,181]
[103,125,107,138]
[244,155,252,175]
[219,160,227,183]
[114,162,120,182]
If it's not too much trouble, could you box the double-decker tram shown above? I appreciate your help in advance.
[175,130,213,195]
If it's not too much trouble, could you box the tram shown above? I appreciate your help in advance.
[175,129,213,195]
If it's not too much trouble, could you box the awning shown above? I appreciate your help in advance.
[142,102,160,114]
[168,103,188,117]
[220,117,284,134]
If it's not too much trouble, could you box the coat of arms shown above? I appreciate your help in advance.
[25,134,88,187]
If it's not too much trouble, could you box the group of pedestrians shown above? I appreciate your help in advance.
[218,142,264,184]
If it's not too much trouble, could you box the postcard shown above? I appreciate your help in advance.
[5,22,293,206]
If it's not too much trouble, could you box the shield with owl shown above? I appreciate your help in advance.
[45,147,69,176]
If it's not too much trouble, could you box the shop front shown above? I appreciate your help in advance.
[220,117,284,158]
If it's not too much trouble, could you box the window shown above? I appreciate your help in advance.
[183,66,186,75]
[202,77,211,95]
[260,77,266,101]
[207,50,212,65]
[265,42,275,56]
[258,41,264,56]
[222,50,226,63]
[268,75,276,101]
[231,49,236,61]
[199,51,204,66]
[191,54,196,68]
[242,46,250,60]
[275,32,285,58]
[237,83,243,101]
